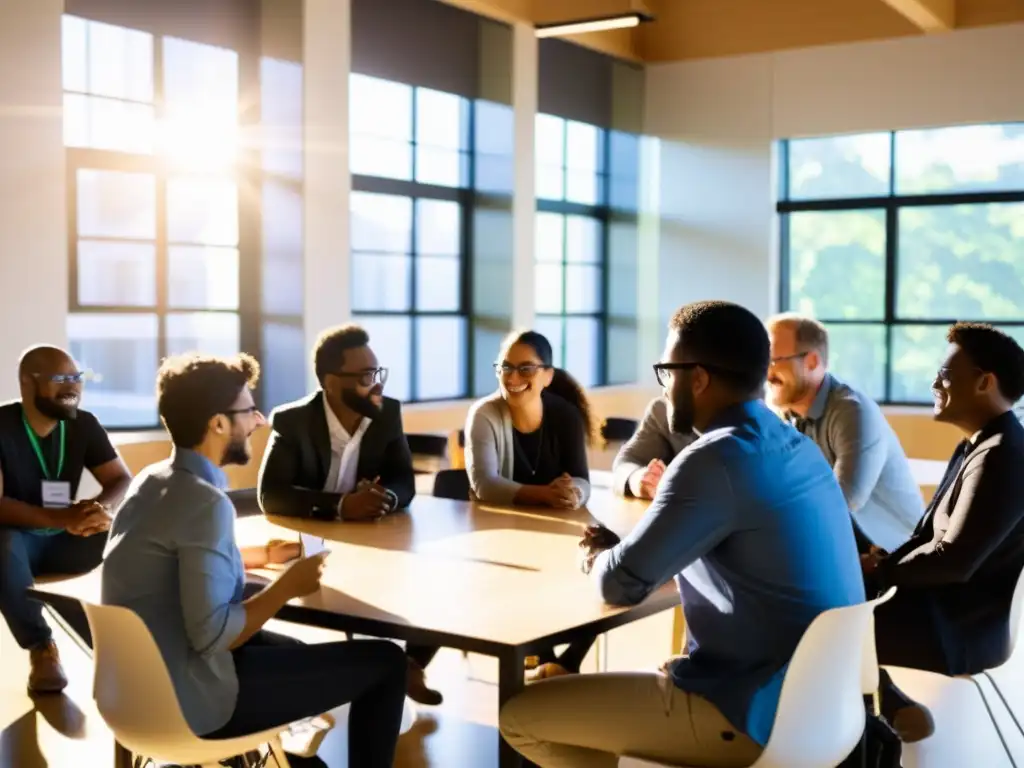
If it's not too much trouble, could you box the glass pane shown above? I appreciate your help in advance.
[536,165,565,202]
[473,324,507,396]
[86,21,153,102]
[564,316,601,388]
[416,316,466,400]
[67,312,158,427]
[566,171,601,205]
[77,241,156,307]
[162,38,239,171]
[352,253,411,311]
[260,57,303,179]
[350,136,413,180]
[77,170,156,239]
[608,221,638,317]
[416,199,460,255]
[891,325,947,403]
[473,207,513,317]
[607,319,638,385]
[358,315,412,402]
[351,192,412,252]
[64,94,155,154]
[565,264,602,314]
[787,133,891,201]
[535,114,565,167]
[167,178,238,246]
[897,203,1024,321]
[62,16,88,93]
[416,147,467,188]
[896,124,1024,195]
[535,264,564,313]
[416,88,467,150]
[474,100,513,156]
[416,256,460,312]
[534,315,565,368]
[823,323,887,402]
[565,121,603,172]
[608,130,639,180]
[787,210,886,320]
[536,212,564,263]
[168,246,239,310]
[262,180,304,316]
[608,175,639,213]
[350,74,412,141]
[475,154,514,195]
[262,321,307,411]
[166,312,240,359]
[566,215,602,263]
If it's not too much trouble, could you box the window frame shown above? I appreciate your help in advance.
[777,129,1024,405]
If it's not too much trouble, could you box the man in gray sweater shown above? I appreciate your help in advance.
[611,398,694,499]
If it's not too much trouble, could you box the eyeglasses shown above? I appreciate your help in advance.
[652,361,734,388]
[769,352,809,367]
[494,363,549,378]
[334,367,389,388]
[224,405,260,418]
[32,371,95,385]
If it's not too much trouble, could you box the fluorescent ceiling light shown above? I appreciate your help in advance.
[535,12,651,38]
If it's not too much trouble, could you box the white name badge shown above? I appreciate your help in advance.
[300,532,327,558]
[41,481,71,509]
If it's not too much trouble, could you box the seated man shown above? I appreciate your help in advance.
[257,324,440,706]
[499,301,865,768]
[867,324,1024,716]
[0,345,131,692]
[103,353,408,768]
[611,397,694,499]
[766,313,924,553]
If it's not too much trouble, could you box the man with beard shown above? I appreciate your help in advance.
[0,345,131,692]
[764,313,923,554]
[103,353,410,768]
[257,324,441,706]
[499,301,865,767]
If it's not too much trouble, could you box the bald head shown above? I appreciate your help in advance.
[19,345,73,382]
[18,345,83,421]
[765,313,829,367]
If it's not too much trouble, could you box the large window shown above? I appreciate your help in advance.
[349,73,470,403]
[535,113,608,388]
[778,124,1024,404]
[63,16,245,427]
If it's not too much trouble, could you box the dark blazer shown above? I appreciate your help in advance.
[257,392,415,520]
[879,410,1024,674]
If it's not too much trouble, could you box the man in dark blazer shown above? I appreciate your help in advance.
[866,322,1024,739]
[257,324,441,705]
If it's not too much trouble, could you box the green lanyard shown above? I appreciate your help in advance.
[22,412,65,481]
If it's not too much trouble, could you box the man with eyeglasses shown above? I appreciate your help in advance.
[257,324,442,706]
[764,313,923,554]
[0,345,132,693]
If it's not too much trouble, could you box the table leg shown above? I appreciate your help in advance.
[113,740,132,768]
[497,648,538,768]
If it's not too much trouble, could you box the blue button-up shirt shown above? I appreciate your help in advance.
[102,448,246,736]
[592,400,866,745]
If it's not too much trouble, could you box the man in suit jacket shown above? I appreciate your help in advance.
[867,322,1024,739]
[257,324,441,706]
[611,398,694,499]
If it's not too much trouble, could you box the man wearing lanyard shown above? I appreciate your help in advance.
[0,345,131,693]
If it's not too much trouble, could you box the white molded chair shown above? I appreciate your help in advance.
[620,588,896,768]
[886,567,1024,768]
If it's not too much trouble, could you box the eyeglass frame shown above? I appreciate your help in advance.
[330,367,389,388]
[493,363,551,379]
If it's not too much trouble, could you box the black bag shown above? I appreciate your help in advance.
[838,711,902,768]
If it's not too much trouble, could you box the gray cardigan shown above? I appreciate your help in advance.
[611,398,695,496]
[464,391,592,506]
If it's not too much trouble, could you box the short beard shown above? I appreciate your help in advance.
[34,395,77,421]
[341,388,382,420]
[221,436,250,467]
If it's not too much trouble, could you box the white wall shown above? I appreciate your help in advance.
[644,21,1024,327]
[0,0,67,402]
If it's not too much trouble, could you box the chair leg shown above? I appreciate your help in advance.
[267,738,292,768]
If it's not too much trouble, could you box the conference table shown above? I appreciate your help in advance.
[30,489,677,768]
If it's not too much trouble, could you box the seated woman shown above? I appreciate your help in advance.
[102,352,408,768]
[465,330,598,678]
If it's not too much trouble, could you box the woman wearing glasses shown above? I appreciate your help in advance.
[465,330,599,680]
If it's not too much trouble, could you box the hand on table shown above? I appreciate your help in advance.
[267,539,301,564]
[578,523,621,574]
[628,459,666,500]
[861,545,887,575]
[278,551,329,598]
[339,480,391,522]
[544,474,582,510]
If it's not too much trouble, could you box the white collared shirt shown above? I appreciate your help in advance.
[322,393,372,495]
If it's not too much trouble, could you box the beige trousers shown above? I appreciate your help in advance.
[499,672,763,768]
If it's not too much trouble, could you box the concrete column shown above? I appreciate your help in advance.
[0,0,67,400]
[510,21,538,331]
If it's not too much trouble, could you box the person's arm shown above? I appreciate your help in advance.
[257,421,342,520]
[561,404,592,506]
[611,400,676,497]
[880,446,1024,588]
[81,414,132,508]
[825,397,889,516]
[0,464,64,528]
[465,401,522,505]
[375,403,415,511]
[592,450,735,606]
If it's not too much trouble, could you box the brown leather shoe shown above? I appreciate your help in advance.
[28,641,68,694]
[406,657,443,706]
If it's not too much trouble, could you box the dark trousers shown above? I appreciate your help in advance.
[873,590,949,674]
[537,636,597,673]
[0,527,105,650]
[204,630,408,768]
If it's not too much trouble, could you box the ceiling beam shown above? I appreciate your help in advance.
[877,0,955,32]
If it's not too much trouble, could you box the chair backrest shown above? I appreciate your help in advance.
[433,469,471,501]
[83,602,199,754]
[406,433,449,459]
[756,589,895,768]
[601,417,638,443]
[227,487,261,518]
[1008,565,1024,656]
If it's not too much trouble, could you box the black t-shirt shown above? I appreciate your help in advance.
[0,400,118,506]
[511,392,589,486]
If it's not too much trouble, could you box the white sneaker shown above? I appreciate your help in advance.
[280,712,336,758]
